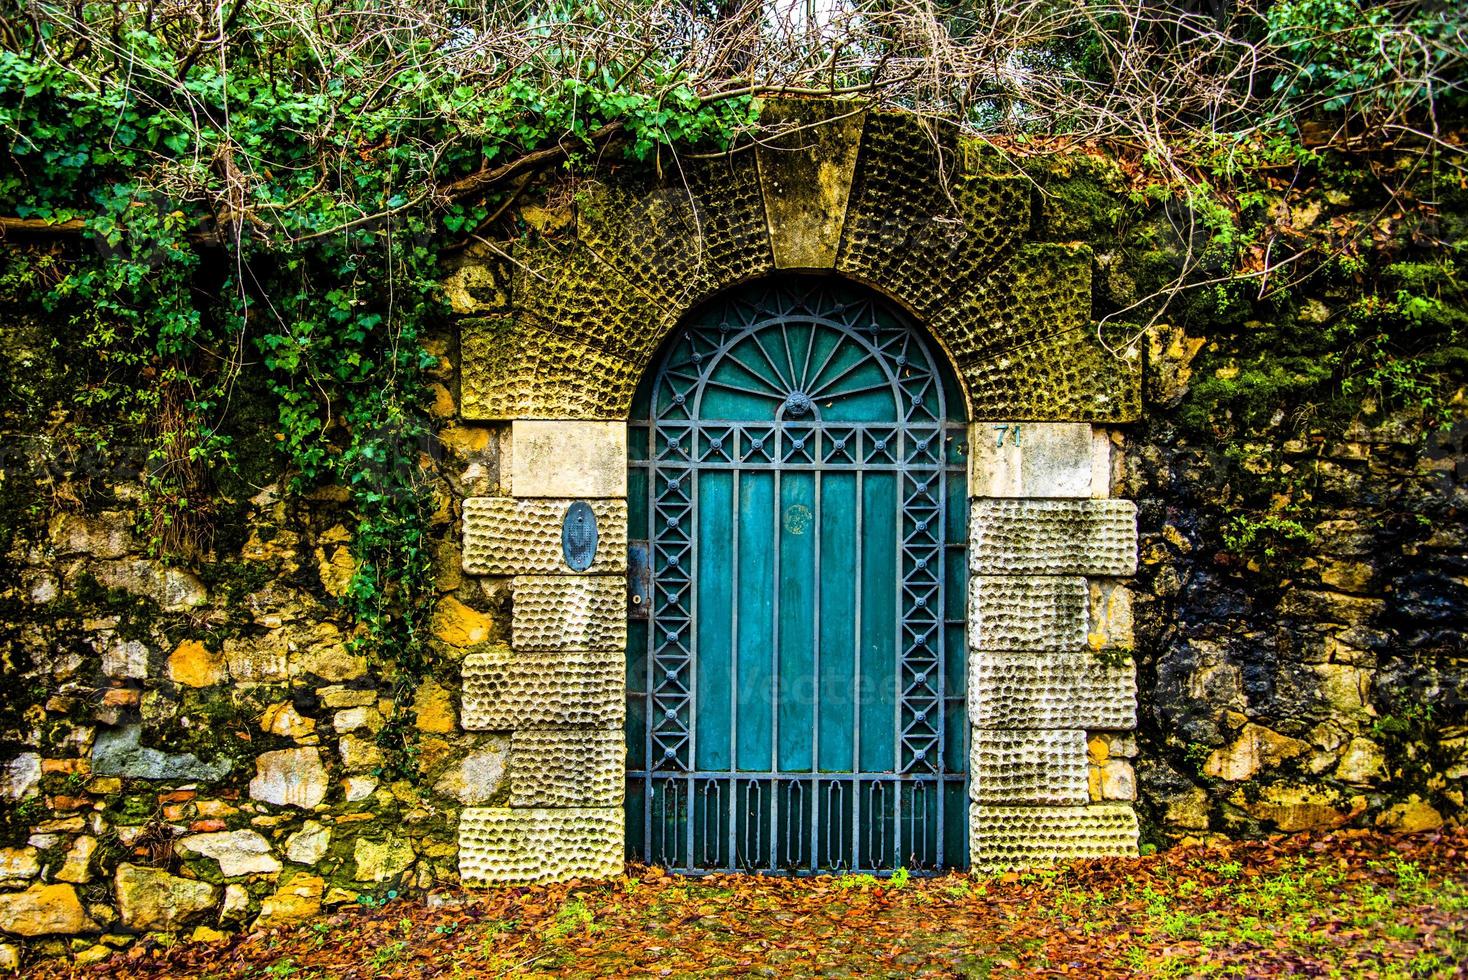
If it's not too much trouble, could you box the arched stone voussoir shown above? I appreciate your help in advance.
[933,242,1093,363]
[575,150,774,319]
[459,315,642,421]
[836,110,1031,325]
[512,235,676,366]
[961,320,1143,423]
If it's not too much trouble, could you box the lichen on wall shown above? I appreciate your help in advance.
[0,99,1463,966]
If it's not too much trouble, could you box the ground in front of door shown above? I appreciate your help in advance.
[27,829,1468,979]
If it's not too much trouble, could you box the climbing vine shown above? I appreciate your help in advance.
[0,0,1463,776]
[0,1,757,776]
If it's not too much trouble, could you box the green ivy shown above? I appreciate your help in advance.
[0,7,755,778]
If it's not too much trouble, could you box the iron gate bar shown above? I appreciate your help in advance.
[628,279,969,874]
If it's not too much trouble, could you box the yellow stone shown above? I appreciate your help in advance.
[307,485,352,503]
[1204,724,1308,781]
[415,737,454,771]
[413,680,456,734]
[432,596,492,647]
[519,203,572,233]
[261,703,317,740]
[1087,736,1109,765]
[242,526,302,566]
[1320,560,1373,593]
[315,545,357,598]
[320,523,352,544]
[189,926,229,944]
[73,944,111,965]
[440,426,491,454]
[1376,796,1444,834]
[254,874,324,930]
[1234,784,1365,832]
[434,540,463,593]
[427,382,456,419]
[0,883,97,937]
[167,640,227,688]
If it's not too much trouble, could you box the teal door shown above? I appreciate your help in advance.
[627,278,968,873]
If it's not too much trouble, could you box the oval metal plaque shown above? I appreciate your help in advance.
[561,501,599,571]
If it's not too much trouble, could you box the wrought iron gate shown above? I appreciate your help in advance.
[626,278,968,873]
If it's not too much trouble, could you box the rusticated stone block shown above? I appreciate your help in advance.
[969,576,1087,651]
[969,651,1137,730]
[971,499,1137,576]
[512,576,626,652]
[838,111,1027,324]
[936,244,1090,365]
[461,646,623,729]
[462,499,627,576]
[513,237,672,366]
[511,421,627,498]
[970,804,1139,870]
[459,807,622,885]
[970,730,1089,805]
[459,317,642,420]
[577,153,773,315]
[963,319,1143,423]
[969,422,1095,498]
[758,100,864,269]
[509,729,624,807]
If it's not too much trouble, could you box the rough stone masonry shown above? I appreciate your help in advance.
[0,99,1462,967]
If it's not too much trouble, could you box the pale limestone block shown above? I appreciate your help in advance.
[1090,429,1113,498]
[969,651,1136,730]
[0,755,40,801]
[249,748,329,809]
[512,576,626,652]
[0,847,39,887]
[509,729,624,807]
[434,740,509,805]
[115,865,217,931]
[284,822,331,865]
[461,646,624,730]
[969,423,1093,498]
[102,639,149,680]
[462,498,627,576]
[343,776,377,802]
[55,836,96,885]
[970,730,1089,805]
[459,807,622,885]
[176,830,281,877]
[1090,758,1137,801]
[220,883,250,922]
[970,804,1139,870]
[511,421,626,498]
[969,576,1086,651]
[971,499,1137,576]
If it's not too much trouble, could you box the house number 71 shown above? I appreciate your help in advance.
[994,424,1022,447]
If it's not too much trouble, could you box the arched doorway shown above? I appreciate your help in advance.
[625,277,969,873]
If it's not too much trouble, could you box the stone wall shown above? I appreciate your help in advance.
[0,310,512,966]
[0,99,1463,968]
[1128,384,1468,844]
